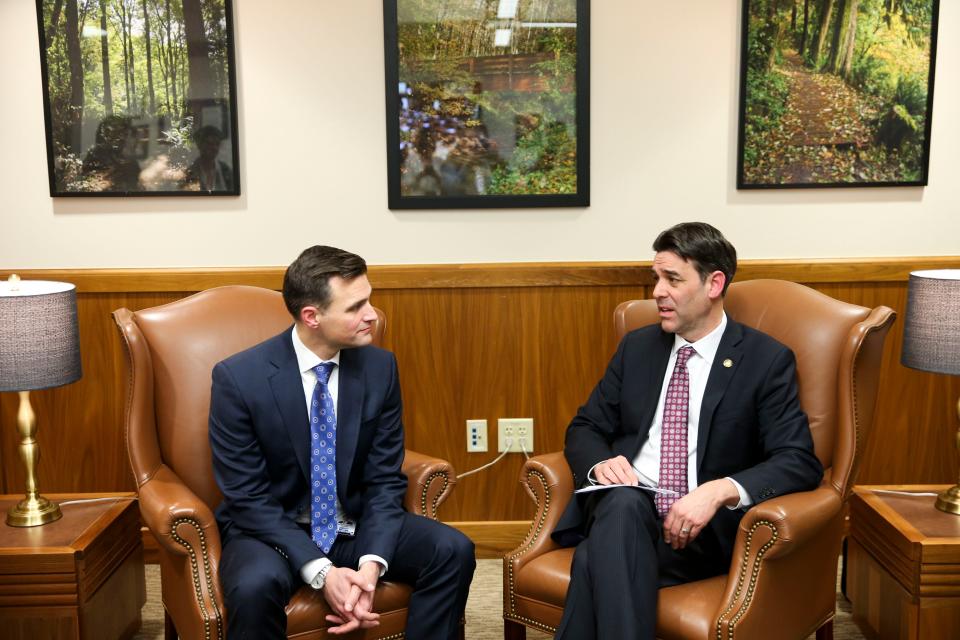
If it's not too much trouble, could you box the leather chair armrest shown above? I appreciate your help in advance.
[736,486,842,560]
[713,486,844,638]
[506,452,574,567]
[138,464,223,561]
[139,465,227,640]
[402,449,456,520]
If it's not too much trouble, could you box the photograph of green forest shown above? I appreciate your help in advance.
[738,0,938,187]
[386,0,588,208]
[37,0,238,195]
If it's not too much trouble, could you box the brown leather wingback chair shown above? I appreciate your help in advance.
[503,279,895,640]
[113,285,458,640]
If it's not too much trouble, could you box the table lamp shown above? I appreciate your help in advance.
[0,274,82,526]
[901,269,960,515]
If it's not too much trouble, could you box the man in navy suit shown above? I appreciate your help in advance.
[552,223,823,640]
[209,246,475,639]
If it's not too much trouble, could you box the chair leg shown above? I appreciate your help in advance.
[504,619,527,640]
[164,611,178,640]
[815,619,834,640]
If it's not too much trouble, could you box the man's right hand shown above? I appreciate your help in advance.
[593,455,640,485]
[322,566,380,634]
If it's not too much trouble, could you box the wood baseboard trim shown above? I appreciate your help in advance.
[448,521,532,559]
[4,257,958,293]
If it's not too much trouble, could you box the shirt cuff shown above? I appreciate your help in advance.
[587,462,601,485]
[300,557,332,586]
[359,554,388,577]
[725,477,753,510]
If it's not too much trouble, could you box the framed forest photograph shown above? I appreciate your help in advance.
[737,0,939,188]
[35,0,240,196]
[384,0,590,209]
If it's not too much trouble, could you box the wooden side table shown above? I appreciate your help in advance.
[848,485,960,640]
[0,494,145,640]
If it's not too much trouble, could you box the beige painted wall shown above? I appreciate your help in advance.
[2,0,957,269]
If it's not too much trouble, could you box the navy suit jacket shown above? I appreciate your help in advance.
[209,329,407,572]
[554,319,823,558]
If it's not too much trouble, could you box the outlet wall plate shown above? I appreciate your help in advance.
[498,418,534,453]
[466,419,488,452]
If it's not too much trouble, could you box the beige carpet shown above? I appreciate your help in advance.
[134,560,864,639]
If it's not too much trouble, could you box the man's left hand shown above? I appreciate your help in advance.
[348,562,381,620]
[323,562,381,634]
[663,479,739,550]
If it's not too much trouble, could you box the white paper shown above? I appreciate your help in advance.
[575,483,679,496]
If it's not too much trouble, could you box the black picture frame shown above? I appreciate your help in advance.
[384,0,590,209]
[736,0,939,189]
[35,0,241,196]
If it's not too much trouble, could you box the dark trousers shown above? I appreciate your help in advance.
[220,513,475,640]
[555,488,729,640]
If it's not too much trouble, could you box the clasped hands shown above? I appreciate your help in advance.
[322,561,382,634]
[593,455,738,550]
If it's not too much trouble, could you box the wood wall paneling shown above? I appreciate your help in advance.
[1,259,958,525]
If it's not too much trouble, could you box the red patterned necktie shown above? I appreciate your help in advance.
[656,345,694,516]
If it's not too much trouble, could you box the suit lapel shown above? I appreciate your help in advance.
[335,349,363,501]
[267,331,311,481]
[633,331,673,456]
[697,320,744,473]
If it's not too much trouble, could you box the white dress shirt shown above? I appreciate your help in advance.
[291,328,387,586]
[590,314,751,509]
[633,314,751,508]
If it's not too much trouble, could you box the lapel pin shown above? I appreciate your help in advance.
[723,358,733,368]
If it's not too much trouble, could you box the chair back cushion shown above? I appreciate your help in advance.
[614,279,871,476]
[124,285,384,510]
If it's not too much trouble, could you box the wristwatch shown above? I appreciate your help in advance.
[310,563,332,590]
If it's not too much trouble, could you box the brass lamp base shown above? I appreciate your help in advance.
[936,398,960,515]
[5,390,63,527]
[936,485,960,515]
[6,494,62,527]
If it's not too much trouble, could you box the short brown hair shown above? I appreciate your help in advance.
[282,246,367,317]
[653,222,737,295]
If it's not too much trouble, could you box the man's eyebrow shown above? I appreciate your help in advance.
[652,267,682,278]
[346,298,368,312]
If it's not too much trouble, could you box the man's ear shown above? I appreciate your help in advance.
[707,271,726,300]
[300,305,322,329]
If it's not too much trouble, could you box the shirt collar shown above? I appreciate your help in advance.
[291,326,340,374]
[672,312,727,368]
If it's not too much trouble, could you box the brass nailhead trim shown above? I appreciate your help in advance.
[421,471,449,520]
[505,613,557,634]
[715,520,779,640]
[171,517,225,640]
[504,469,551,616]
[845,319,885,499]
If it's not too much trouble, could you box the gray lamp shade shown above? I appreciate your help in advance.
[0,280,82,391]
[901,269,960,376]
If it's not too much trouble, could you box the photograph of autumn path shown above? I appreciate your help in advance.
[37,0,239,195]
[385,0,589,209]
[738,0,938,187]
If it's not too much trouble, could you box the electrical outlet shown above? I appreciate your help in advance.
[466,419,488,452]
[498,418,534,453]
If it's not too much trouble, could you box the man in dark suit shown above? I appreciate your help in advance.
[552,223,823,640]
[209,246,475,639]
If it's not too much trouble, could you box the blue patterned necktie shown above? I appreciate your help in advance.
[310,362,338,553]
